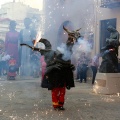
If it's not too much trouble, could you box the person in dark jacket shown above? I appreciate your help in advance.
[41,50,75,110]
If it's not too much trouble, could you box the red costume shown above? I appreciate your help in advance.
[9,58,16,65]
[7,57,17,80]
[51,87,66,108]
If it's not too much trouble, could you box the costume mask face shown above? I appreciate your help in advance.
[63,26,81,42]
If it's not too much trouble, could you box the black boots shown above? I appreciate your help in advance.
[58,106,65,110]
[54,106,65,111]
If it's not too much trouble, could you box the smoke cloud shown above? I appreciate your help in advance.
[56,37,92,62]
[57,43,72,61]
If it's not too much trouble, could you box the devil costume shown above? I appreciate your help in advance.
[20,26,82,110]
[43,51,75,109]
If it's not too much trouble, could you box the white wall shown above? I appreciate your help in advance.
[43,0,95,50]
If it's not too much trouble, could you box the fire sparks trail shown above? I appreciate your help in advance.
[34,31,41,47]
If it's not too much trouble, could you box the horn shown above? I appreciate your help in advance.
[76,28,81,31]
[63,26,71,33]
[32,38,52,49]
[39,38,52,49]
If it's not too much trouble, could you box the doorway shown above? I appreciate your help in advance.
[100,18,116,51]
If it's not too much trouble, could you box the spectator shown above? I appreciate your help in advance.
[90,54,100,84]
[79,52,89,83]
[76,60,82,81]
[1,52,10,75]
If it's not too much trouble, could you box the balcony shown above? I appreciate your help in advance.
[101,0,120,8]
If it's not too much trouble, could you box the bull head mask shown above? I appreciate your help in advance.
[63,26,81,52]
[63,26,81,43]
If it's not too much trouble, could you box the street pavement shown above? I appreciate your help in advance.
[0,76,120,120]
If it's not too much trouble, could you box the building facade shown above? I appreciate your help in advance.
[94,0,120,56]
[0,18,11,40]
[0,2,42,41]
[43,0,95,51]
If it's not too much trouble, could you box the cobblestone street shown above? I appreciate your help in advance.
[0,76,120,120]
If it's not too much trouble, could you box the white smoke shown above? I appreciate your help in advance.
[71,37,92,65]
[57,37,92,62]
[57,43,72,61]
[73,37,91,53]
[37,42,45,49]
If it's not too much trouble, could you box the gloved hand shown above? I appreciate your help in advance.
[66,86,70,90]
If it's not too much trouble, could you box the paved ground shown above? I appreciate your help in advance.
[0,76,120,120]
